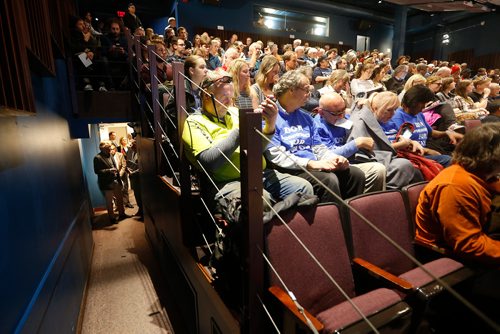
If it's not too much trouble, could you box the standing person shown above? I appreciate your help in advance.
[93,141,127,223]
[123,3,142,32]
[264,70,365,204]
[127,140,143,219]
[108,131,119,148]
[111,144,132,209]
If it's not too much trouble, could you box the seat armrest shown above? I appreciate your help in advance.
[413,239,449,255]
[352,257,414,292]
[268,286,324,332]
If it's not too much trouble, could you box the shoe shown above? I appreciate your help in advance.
[118,214,131,220]
[98,85,108,92]
[84,84,94,91]
[125,203,134,208]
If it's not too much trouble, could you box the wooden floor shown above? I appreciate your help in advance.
[79,204,184,334]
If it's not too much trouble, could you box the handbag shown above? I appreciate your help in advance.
[395,122,444,181]
[396,150,444,181]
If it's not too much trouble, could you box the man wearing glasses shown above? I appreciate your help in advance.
[265,70,365,204]
[182,69,313,207]
[314,93,387,192]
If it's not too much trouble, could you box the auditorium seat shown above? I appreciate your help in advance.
[266,204,412,333]
[402,182,452,259]
[344,190,474,301]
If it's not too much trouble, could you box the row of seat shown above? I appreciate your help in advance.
[265,182,475,333]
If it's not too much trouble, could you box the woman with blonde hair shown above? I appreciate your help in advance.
[228,58,252,109]
[348,91,423,188]
[425,75,443,94]
[318,69,352,108]
[398,74,426,101]
[251,55,280,107]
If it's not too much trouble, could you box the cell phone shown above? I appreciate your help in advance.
[401,129,412,139]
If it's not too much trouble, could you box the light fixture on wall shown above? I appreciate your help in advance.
[442,33,450,45]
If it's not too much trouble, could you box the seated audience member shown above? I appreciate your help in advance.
[221,47,240,71]
[384,85,463,167]
[435,77,457,107]
[177,27,192,50]
[398,74,426,101]
[312,56,332,87]
[228,59,253,109]
[489,82,499,101]
[140,41,170,95]
[245,42,263,73]
[469,77,491,103]
[348,91,422,189]
[384,64,408,94]
[207,39,222,70]
[101,20,129,89]
[182,69,313,205]
[278,51,298,76]
[264,70,365,203]
[415,123,500,265]
[318,70,353,110]
[453,80,489,122]
[370,64,387,91]
[70,16,110,91]
[482,100,500,123]
[184,55,208,113]
[350,61,376,103]
[251,55,280,107]
[314,93,387,192]
[167,36,186,62]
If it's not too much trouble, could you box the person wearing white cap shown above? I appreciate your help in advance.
[164,17,177,35]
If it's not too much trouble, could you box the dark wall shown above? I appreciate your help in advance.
[406,12,500,64]
[0,59,93,333]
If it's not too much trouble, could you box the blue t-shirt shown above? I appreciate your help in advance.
[313,116,358,158]
[385,107,433,146]
[271,105,318,160]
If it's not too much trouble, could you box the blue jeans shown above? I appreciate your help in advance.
[425,154,452,168]
[216,169,314,204]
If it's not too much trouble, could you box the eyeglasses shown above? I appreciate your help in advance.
[202,76,232,89]
[319,107,345,116]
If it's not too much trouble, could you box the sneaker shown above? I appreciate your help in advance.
[84,84,93,91]
[98,85,108,92]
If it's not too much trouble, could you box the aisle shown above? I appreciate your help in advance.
[80,210,176,334]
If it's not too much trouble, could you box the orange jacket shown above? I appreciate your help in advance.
[416,164,500,266]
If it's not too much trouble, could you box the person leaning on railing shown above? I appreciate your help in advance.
[181,69,313,207]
